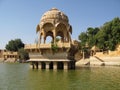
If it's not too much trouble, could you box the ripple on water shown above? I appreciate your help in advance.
[0,63,120,90]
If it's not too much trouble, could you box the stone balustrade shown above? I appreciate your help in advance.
[25,43,71,49]
[3,51,18,55]
[25,44,51,49]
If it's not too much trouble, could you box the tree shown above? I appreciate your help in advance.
[78,32,88,46]
[18,48,29,61]
[51,37,60,43]
[6,39,24,51]
[97,17,120,50]
[78,17,120,51]
[87,27,100,47]
[79,27,100,48]
[95,30,106,49]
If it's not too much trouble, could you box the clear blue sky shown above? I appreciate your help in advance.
[0,0,120,49]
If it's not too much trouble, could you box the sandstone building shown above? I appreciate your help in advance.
[0,50,19,62]
[25,8,78,70]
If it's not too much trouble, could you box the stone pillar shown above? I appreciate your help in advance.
[53,30,56,44]
[64,62,68,70]
[83,51,85,60]
[44,37,46,44]
[45,62,50,69]
[39,35,41,44]
[34,62,38,69]
[30,62,34,69]
[38,62,42,69]
[53,62,57,70]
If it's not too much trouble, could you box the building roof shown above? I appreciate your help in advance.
[116,44,120,51]
[91,45,100,51]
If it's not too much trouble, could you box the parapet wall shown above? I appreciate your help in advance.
[95,51,120,57]
[25,43,71,50]
[29,52,68,60]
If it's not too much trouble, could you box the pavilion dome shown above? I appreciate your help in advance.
[36,8,72,44]
[40,8,69,23]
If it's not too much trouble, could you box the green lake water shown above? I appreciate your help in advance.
[0,63,120,90]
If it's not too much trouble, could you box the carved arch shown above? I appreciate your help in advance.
[42,23,54,32]
[55,23,67,31]
[45,31,54,43]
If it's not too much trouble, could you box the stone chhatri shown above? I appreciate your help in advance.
[25,8,78,70]
[36,8,72,44]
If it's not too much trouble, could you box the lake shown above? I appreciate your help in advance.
[0,63,120,90]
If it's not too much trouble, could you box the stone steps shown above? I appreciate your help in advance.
[90,56,104,66]
[76,59,90,66]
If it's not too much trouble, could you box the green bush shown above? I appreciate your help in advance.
[51,43,58,52]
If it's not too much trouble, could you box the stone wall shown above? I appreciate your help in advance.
[29,52,68,59]
[95,50,120,57]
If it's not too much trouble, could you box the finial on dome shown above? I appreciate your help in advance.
[51,7,58,10]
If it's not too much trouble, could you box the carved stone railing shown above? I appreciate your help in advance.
[24,44,51,49]
[3,51,18,55]
[57,43,71,48]
[25,43,71,49]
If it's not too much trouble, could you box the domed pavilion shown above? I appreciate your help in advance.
[36,8,72,44]
[25,8,78,70]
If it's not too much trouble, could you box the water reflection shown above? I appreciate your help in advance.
[0,63,120,90]
[26,70,69,90]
